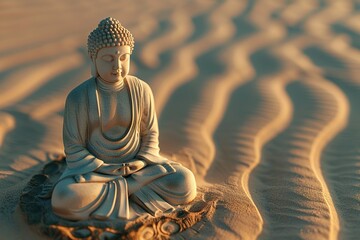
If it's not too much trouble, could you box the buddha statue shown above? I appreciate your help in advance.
[51,17,197,220]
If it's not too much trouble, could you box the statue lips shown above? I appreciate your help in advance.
[111,70,121,77]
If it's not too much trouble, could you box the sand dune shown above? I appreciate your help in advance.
[1,0,360,239]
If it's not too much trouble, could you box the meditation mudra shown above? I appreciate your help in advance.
[51,17,197,220]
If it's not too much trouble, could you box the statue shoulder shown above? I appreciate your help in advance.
[66,78,94,104]
[126,75,153,94]
[141,81,153,99]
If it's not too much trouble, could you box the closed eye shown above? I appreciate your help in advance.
[120,54,129,61]
[102,55,113,62]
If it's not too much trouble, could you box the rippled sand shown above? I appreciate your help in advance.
[1,0,360,239]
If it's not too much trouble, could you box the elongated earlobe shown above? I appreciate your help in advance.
[90,56,98,77]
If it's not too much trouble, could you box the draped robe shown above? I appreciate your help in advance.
[51,76,196,220]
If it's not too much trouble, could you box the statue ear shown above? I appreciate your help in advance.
[90,56,98,77]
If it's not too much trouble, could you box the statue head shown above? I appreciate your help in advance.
[87,17,135,83]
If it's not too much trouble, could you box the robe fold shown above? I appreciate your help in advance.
[52,76,189,220]
[61,76,170,179]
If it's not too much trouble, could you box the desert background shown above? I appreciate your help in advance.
[1,0,360,239]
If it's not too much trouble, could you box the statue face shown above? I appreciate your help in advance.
[95,46,131,83]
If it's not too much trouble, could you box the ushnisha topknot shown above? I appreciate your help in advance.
[87,17,135,58]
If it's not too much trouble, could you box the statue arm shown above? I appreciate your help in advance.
[62,90,104,177]
[137,82,167,164]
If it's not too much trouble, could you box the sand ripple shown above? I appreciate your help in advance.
[250,77,348,240]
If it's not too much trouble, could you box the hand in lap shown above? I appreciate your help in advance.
[97,160,147,176]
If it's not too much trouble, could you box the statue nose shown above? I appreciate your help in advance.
[113,63,120,70]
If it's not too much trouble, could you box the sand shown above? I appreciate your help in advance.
[1,0,360,239]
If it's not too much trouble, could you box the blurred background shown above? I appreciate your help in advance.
[1,0,360,239]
